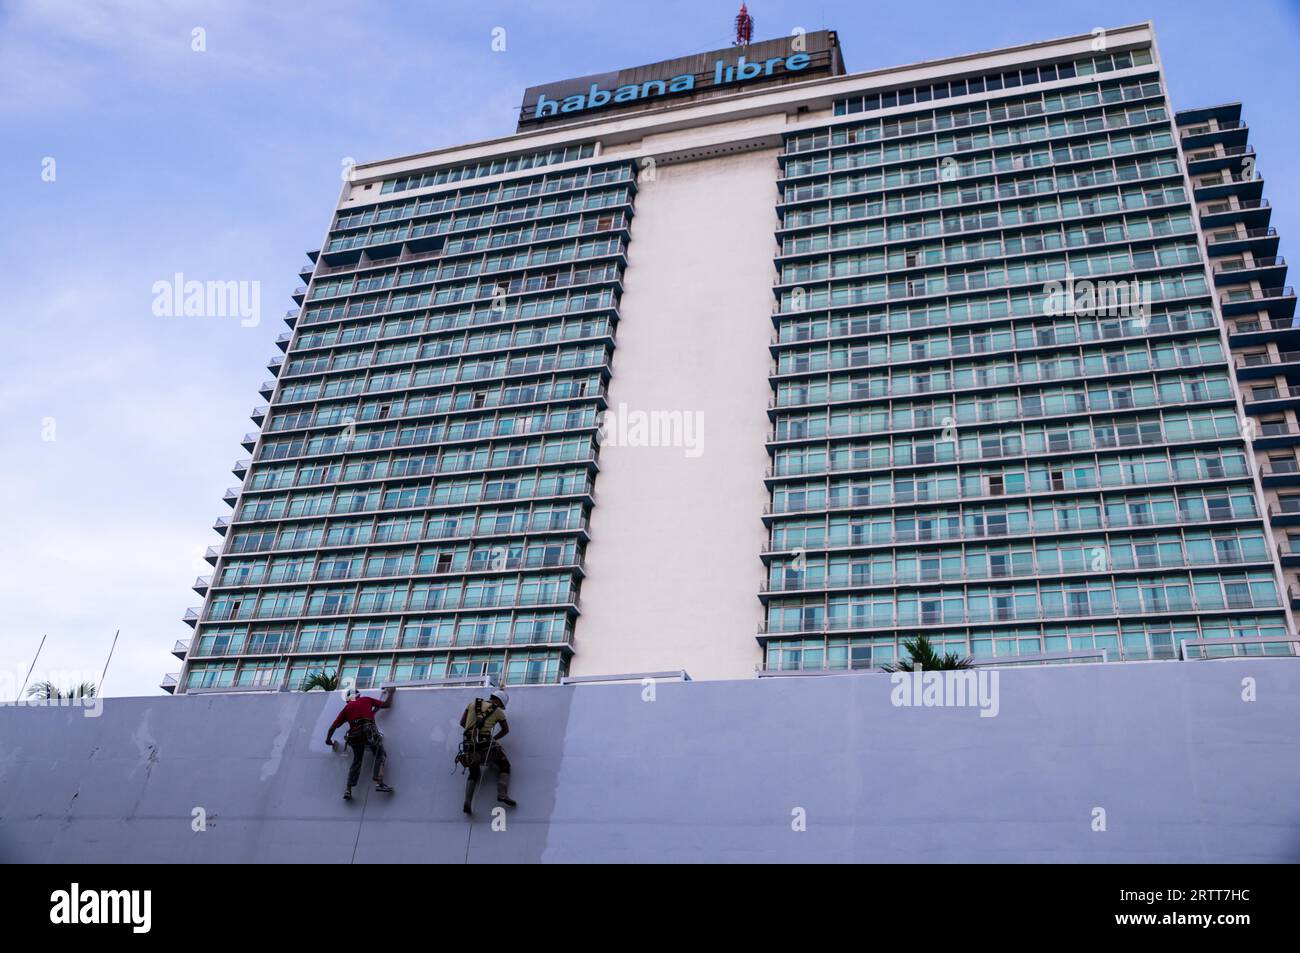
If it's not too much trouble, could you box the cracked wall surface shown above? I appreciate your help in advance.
[1,660,1298,863]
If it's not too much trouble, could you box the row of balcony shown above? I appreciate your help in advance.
[765,470,1248,518]
[196,553,586,593]
[758,595,1280,637]
[770,309,1214,352]
[771,342,1219,388]
[174,628,573,662]
[763,509,1254,555]
[183,586,582,627]
[219,478,597,532]
[766,426,1245,480]
[760,548,1269,595]
[776,180,1195,261]
[767,391,1232,445]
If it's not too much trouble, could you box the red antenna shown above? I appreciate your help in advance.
[734,3,754,46]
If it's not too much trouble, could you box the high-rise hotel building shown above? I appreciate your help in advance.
[168,22,1295,693]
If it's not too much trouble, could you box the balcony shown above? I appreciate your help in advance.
[232,459,251,478]
[274,332,292,353]
[1267,499,1300,526]
[1233,349,1300,377]
[1261,457,1300,474]
[1277,541,1300,566]
[284,308,300,327]
[192,576,211,595]
[160,673,179,694]
[258,380,276,399]
[1212,256,1287,286]
[240,432,258,452]
[266,355,284,375]
[1227,314,1298,346]
[1184,144,1256,174]
[213,516,231,535]
[1207,226,1278,257]
[222,487,240,507]
[1251,422,1300,450]
[1243,384,1300,412]
[1192,173,1263,204]
[172,639,191,659]
[1260,464,1300,488]
[298,262,314,282]
[1219,284,1296,319]
[205,545,222,564]
[291,286,307,304]
[1200,199,1272,229]
[182,608,201,627]
[1179,120,1247,149]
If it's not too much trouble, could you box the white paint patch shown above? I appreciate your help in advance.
[260,705,296,781]
[130,709,158,774]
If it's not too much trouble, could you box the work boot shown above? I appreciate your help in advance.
[463,777,477,815]
[496,772,517,807]
[375,782,394,794]
[343,788,353,801]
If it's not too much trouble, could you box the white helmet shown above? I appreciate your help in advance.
[490,689,509,708]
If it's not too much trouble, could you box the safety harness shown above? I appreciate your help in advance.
[344,717,381,748]
[454,698,496,770]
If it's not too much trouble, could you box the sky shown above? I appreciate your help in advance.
[3,0,1298,698]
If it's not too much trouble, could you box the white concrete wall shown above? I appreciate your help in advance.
[571,147,778,681]
[4,660,1299,863]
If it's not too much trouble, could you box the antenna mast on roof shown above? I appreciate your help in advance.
[734,3,754,46]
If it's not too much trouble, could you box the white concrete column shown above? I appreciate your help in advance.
[570,147,779,681]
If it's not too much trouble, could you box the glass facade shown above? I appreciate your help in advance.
[168,29,1295,693]
[178,158,637,691]
[763,45,1292,671]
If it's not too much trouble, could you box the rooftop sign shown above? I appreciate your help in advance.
[517,31,844,131]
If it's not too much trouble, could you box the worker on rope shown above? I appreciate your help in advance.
[457,689,516,814]
[326,686,395,801]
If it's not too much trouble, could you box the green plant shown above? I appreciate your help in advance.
[881,635,973,672]
[299,670,341,692]
[26,680,98,699]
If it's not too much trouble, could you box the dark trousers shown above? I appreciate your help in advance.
[465,741,510,783]
[346,721,386,788]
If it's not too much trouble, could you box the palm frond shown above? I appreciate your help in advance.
[881,635,974,671]
[299,670,340,692]
[25,680,98,699]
